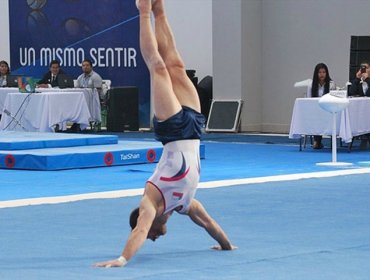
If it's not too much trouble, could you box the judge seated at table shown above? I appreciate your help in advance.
[0,60,10,87]
[348,61,370,97]
[36,60,73,89]
[348,61,370,149]
[306,63,336,149]
[75,59,103,99]
[72,59,104,133]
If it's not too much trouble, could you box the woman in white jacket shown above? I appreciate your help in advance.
[306,63,336,149]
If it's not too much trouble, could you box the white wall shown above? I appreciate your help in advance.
[213,0,370,133]
[213,0,243,101]
[0,0,10,63]
[241,0,262,131]
[166,0,213,81]
[261,0,370,132]
[213,0,262,131]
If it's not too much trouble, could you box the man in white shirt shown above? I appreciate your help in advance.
[76,59,103,99]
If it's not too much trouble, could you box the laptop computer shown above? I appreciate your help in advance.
[6,75,20,87]
[57,74,74,89]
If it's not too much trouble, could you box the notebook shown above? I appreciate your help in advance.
[6,75,20,87]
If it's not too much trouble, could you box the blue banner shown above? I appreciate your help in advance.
[9,0,150,127]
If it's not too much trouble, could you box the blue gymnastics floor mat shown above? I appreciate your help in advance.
[0,139,206,171]
[0,131,118,150]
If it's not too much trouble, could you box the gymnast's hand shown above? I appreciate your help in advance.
[94,256,127,268]
[211,244,238,250]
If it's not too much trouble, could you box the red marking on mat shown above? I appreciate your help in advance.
[5,154,15,168]
[104,152,114,166]
[147,149,156,162]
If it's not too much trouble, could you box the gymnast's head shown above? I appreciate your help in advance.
[129,207,167,242]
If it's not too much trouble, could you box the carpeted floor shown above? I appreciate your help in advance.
[1,133,370,279]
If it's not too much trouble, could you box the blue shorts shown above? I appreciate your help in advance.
[153,106,205,145]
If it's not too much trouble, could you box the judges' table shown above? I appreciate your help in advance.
[289,97,370,143]
[0,92,91,132]
[35,87,101,122]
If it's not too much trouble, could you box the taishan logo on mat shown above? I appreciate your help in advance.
[120,153,140,161]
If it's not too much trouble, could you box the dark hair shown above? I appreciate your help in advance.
[129,207,140,230]
[82,59,93,67]
[49,60,60,67]
[359,61,370,74]
[311,63,332,97]
[0,60,10,74]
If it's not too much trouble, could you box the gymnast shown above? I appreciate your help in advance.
[94,0,236,268]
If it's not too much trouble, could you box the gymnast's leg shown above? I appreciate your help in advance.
[152,0,201,113]
[137,0,182,121]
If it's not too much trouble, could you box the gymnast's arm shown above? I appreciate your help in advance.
[94,197,156,268]
[187,199,237,250]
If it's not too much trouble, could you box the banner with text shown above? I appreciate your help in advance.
[9,0,150,127]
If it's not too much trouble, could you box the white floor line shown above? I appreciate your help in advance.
[2,167,370,209]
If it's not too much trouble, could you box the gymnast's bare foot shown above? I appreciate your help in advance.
[152,0,165,18]
[136,0,153,13]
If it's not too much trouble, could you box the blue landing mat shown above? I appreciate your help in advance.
[1,177,370,280]
[0,131,118,150]
[0,140,206,171]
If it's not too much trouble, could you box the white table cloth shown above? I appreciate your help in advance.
[0,87,21,112]
[0,92,91,132]
[36,87,101,122]
[289,97,370,143]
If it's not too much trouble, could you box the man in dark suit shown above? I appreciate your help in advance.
[37,60,80,132]
[348,61,370,149]
[348,61,370,97]
[36,60,72,88]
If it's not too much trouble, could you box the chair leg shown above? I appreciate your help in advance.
[348,141,353,152]
[348,137,355,152]
[300,135,313,151]
[303,135,308,148]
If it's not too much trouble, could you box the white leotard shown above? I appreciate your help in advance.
[147,139,200,215]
